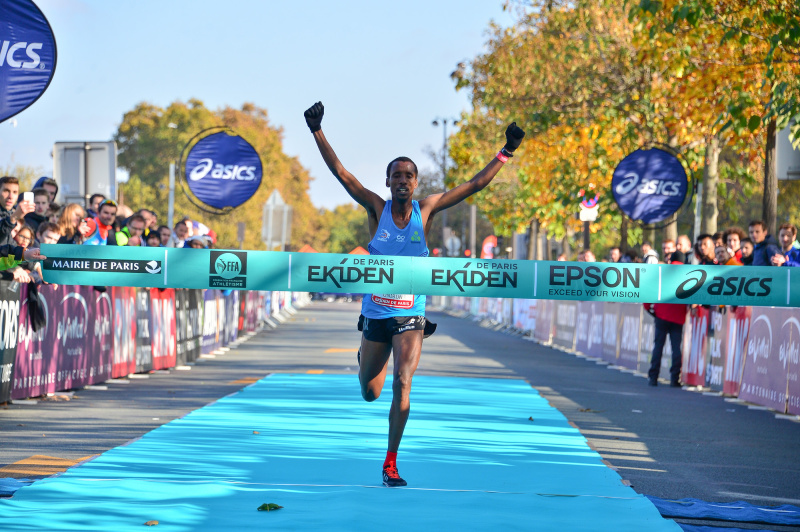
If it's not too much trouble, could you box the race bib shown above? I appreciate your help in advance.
[371,293,414,309]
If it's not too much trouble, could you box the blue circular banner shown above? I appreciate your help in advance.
[185,132,263,210]
[611,148,688,224]
[0,0,58,123]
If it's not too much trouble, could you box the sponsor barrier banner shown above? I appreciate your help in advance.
[552,300,577,350]
[112,286,136,378]
[0,282,21,402]
[617,304,641,370]
[0,0,58,124]
[42,245,800,308]
[134,288,152,373]
[175,289,203,364]
[724,306,751,396]
[602,302,620,363]
[202,289,221,354]
[575,301,603,358]
[534,299,554,343]
[15,283,53,398]
[704,307,727,391]
[739,307,790,412]
[512,299,537,332]
[684,307,710,387]
[149,288,176,370]
[221,290,239,346]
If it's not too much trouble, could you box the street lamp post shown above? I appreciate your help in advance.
[432,117,457,255]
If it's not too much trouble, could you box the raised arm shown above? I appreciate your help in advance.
[304,102,384,217]
[420,122,525,217]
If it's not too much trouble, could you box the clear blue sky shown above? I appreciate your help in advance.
[0,0,514,209]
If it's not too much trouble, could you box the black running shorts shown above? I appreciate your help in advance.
[357,315,436,343]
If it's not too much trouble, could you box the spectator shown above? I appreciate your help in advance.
[712,232,724,248]
[116,213,146,246]
[748,220,780,266]
[32,177,58,202]
[13,224,34,249]
[642,242,659,264]
[136,209,158,232]
[662,239,676,263]
[0,176,35,246]
[695,234,717,265]
[644,250,687,387]
[46,202,61,224]
[577,249,595,262]
[115,204,134,227]
[157,225,173,247]
[24,187,50,232]
[185,235,209,249]
[740,237,754,265]
[86,193,105,219]
[677,234,694,264]
[35,222,61,246]
[556,253,567,261]
[172,220,190,248]
[620,248,638,263]
[183,217,218,245]
[609,246,621,262]
[145,232,162,247]
[772,223,800,267]
[723,227,747,262]
[56,203,92,244]
[715,245,742,266]
[84,199,118,246]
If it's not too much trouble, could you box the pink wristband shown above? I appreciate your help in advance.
[496,151,509,163]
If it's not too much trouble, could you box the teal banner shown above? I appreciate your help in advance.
[39,245,800,307]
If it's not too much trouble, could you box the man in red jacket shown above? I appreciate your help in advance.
[644,251,688,387]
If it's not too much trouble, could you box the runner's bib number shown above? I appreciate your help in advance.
[371,293,414,309]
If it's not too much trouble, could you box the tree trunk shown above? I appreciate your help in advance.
[701,134,720,236]
[528,219,538,260]
[643,224,655,248]
[764,119,778,235]
[620,215,628,253]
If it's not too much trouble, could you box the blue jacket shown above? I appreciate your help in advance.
[781,246,800,267]
[752,235,781,266]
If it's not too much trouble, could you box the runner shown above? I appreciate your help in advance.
[304,101,525,487]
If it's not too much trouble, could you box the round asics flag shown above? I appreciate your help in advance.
[185,131,263,209]
[611,148,688,224]
[0,0,57,123]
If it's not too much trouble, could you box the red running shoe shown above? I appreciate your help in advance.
[382,463,407,487]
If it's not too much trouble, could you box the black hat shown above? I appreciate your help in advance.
[670,250,686,264]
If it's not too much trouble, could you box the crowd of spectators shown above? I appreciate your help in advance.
[576,220,800,268]
[0,174,220,285]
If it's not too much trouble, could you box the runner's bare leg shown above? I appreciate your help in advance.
[359,337,392,402]
[388,330,423,452]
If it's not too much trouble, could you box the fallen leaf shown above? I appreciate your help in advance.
[253,431,260,435]
[257,503,283,512]
[578,408,602,413]
[528,417,534,421]
[144,520,159,526]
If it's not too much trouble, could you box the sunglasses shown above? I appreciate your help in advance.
[99,199,118,208]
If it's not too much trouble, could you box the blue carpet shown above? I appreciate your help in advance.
[0,375,677,531]
[649,496,800,526]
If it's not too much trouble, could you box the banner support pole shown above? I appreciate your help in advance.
[168,162,175,231]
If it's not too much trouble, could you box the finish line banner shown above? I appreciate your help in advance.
[40,245,800,307]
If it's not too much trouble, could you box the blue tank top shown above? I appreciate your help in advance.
[361,200,429,318]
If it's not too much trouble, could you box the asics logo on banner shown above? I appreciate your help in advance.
[614,172,682,197]
[189,158,257,181]
[0,41,43,69]
[676,269,772,299]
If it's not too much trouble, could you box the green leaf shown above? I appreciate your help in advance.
[257,503,284,512]
[747,115,761,132]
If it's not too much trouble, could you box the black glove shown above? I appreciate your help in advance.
[502,122,525,156]
[304,102,324,132]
